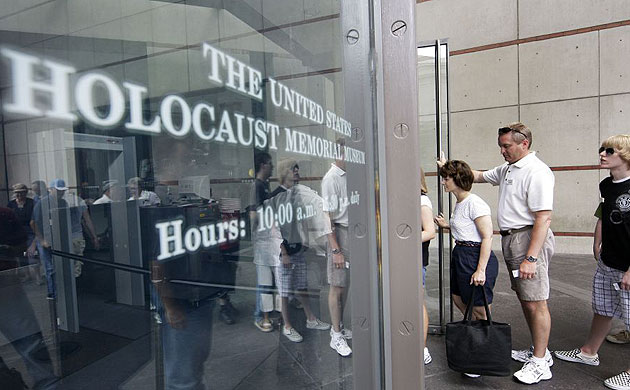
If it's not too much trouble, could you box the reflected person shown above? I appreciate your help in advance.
[249,152,281,332]
[152,229,219,389]
[271,159,330,342]
[128,177,161,206]
[30,179,99,298]
[8,183,41,284]
[322,138,352,357]
[94,180,125,204]
[0,207,58,389]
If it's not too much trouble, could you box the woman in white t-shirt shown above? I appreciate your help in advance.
[434,160,499,321]
[420,169,436,365]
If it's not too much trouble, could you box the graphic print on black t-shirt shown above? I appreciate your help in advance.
[599,176,630,272]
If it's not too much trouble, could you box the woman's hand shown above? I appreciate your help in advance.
[470,269,486,286]
[434,213,449,229]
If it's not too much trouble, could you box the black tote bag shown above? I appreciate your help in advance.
[445,286,512,376]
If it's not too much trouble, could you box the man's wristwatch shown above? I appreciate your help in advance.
[525,255,538,263]
[332,248,342,254]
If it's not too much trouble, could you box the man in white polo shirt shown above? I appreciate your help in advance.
[472,123,556,384]
[322,138,352,357]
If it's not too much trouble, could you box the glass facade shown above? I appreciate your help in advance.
[0,1,390,389]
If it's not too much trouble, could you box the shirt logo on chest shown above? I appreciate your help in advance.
[616,193,630,212]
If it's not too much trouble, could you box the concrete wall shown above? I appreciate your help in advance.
[416,0,630,254]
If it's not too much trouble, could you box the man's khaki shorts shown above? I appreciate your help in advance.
[501,228,554,301]
[327,226,349,288]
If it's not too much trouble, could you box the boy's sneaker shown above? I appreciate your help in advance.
[513,359,552,384]
[606,330,630,344]
[282,326,303,342]
[554,348,599,366]
[604,371,630,390]
[424,347,432,365]
[306,318,330,330]
[511,346,554,366]
[341,328,352,340]
[330,333,352,356]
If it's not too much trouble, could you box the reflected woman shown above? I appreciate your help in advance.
[434,160,499,321]
[420,169,436,365]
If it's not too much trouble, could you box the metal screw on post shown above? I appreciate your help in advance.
[398,320,414,336]
[393,123,409,139]
[395,223,412,239]
[351,127,364,142]
[346,29,359,45]
[391,20,407,37]
[354,223,367,238]
[354,316,369,330]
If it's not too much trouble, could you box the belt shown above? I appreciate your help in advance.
[455,240,481,247]
[499,225,533,237]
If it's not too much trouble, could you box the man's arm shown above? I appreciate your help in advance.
[326,213,344,269]
[437,151,486,183]
[81,210,99,249]
[519,210,552,279]
[472,170,487,183]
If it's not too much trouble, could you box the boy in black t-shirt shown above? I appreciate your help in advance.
[554,135,630,390]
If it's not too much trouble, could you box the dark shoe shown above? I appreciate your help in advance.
[223,300,240,316]
[219,306,235,325]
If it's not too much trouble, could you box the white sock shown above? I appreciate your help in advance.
[531,355,547,366]
[332,329,343,338]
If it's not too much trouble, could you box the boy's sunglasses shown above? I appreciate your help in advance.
[599,147,615,156]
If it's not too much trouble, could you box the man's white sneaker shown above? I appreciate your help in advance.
[330,334,352,357]
[553,348,599,366]
[604,371,630,390]
[511,346,554,366]
[282,326,303,342]
[513,360,552,385]
[424,347,432,365]
[306,318,330,330]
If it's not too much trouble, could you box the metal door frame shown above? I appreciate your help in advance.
[417,40,454,333]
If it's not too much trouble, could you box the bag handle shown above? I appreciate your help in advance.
[463,285,493,325]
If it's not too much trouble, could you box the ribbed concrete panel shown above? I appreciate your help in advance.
[415,0,517,51]
[450,46,518,112]
[520,98,600,167]
[451,106,518,170]
[519,32,599,104]
[600,94,630,140]
[552,170,600,231]
[600,25,630,95]
[518,0,630,38]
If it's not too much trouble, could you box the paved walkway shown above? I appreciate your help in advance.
[424,252,629,389]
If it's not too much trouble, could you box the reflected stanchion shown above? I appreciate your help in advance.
[153,301,164,389]
[47,297,63,378]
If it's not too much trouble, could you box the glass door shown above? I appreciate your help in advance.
[417,41,452,333]
[0,1,383,389]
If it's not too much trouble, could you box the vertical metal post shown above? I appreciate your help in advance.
[375,0,424,388]
[341,0,383,388]
[444,43,454,323]
[434,40,447,332]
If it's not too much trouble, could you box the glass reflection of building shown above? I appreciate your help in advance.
[0,1,396,389]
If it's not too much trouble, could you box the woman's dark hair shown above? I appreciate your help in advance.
[439,160,473,191]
